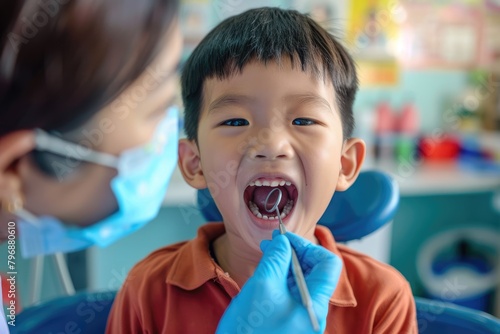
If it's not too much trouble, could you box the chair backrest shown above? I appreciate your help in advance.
[415,296,500,333]
[197,170,400,242]
[11,290,116,334]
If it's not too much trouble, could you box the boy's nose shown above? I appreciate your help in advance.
[245,133,294,161]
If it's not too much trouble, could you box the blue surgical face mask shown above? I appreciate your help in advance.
[16,107,179,258]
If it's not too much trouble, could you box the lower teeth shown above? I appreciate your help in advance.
[248,200,294,220]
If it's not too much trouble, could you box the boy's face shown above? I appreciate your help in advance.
[179,59,364,250]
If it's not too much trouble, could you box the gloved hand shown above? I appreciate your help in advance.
[216,230,342,334]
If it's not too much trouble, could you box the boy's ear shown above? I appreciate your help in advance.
[336,138,366,191]
[0,131,35,210]
[178,139,207,189]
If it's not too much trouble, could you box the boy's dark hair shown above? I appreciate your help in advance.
[181,7,358,141]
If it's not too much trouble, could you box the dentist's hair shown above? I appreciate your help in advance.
[181,7,358,142]
[0,0,179,137]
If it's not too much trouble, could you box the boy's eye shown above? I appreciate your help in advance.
[220,118,249,126]
[292,118,316,126]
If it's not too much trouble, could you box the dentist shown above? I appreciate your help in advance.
[0,1,341,333]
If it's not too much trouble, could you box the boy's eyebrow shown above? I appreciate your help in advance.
[207,94,255,114]
[284,94,333,113]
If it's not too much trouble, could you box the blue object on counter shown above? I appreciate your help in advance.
[458,155,500,174]
[458,136,500,174]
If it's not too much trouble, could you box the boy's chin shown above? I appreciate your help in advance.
[240,223,276,248]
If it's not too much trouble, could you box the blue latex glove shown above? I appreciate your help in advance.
[216,230,342,334]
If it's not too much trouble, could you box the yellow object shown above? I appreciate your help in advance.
[347,0,399,55]
[357,58,399,87]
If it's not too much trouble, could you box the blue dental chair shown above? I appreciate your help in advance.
[10,290,116,334]
[415,297,500,333]
[10,170,500,333]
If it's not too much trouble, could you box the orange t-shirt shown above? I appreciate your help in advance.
[106,223,417,334]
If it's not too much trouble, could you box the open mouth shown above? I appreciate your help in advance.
[243,178,298,221]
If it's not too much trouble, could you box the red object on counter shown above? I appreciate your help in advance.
[374,101,394,134]
[419,136,460,161]
[398,103,419,135]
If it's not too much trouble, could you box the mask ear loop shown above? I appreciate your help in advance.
[34,129,119,169]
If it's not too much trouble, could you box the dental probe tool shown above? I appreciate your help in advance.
[264,188,320,332]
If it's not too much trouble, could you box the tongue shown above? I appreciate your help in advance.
[253,186,289,214]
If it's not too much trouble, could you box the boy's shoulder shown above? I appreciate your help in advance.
[126,239,192,283]
[336,243,411,295]
[324,238,417,332]
[317,226,409,291]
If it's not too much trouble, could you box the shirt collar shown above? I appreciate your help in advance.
[165,223,226,290]
[166,223,357,308]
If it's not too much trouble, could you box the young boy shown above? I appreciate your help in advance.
[108,7,417,333]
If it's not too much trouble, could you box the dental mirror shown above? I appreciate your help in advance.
[264,188,287,234]
[262,187,320,331]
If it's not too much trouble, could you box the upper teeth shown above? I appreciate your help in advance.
[249,179,292,187]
